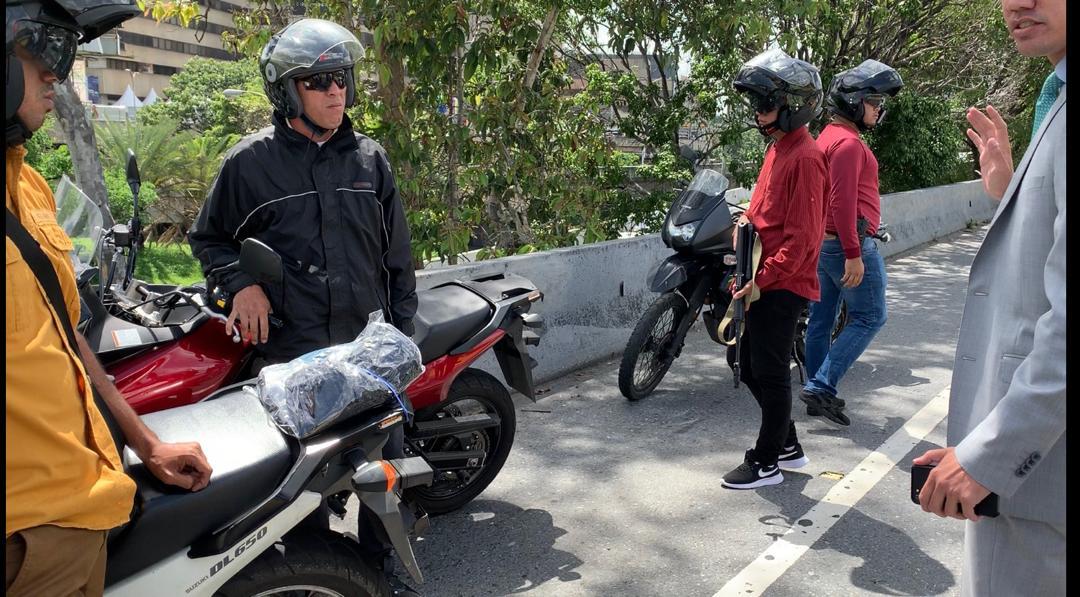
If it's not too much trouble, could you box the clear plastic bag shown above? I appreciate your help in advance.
[256,312,424,439]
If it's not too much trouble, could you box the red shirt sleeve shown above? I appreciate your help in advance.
[828,138,865,258]
[754,156,828,291]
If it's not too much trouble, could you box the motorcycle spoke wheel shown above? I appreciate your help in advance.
[618,293,688,400]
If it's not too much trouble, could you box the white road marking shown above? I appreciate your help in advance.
[713,386,951,597]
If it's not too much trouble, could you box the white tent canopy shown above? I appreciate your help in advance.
[142,88,160,105]
[113,84,142,108]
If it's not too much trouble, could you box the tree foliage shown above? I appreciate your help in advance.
[132,0,1038,261]
[138,57,269,136]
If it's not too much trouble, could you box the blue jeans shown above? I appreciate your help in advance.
[803,237,887,398]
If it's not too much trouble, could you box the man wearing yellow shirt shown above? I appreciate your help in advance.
[5,1,213,595]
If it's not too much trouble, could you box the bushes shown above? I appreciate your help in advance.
[866,92,975,194]
[103,167,158,224]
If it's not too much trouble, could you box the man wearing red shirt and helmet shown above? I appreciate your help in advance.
[722,49,829,490]
[800,60,903,427]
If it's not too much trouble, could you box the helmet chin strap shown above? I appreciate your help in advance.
[298,112,329,138]
[755,119,781,137]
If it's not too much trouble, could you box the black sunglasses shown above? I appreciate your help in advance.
[300,69,348,92]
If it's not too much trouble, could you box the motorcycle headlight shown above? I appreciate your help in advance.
[667,221,698,243]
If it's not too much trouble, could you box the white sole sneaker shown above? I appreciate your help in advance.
[721,471,784,490]
[778,455,810,469]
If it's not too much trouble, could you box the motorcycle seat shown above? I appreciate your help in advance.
[412,284,493,363]
[105,389,293,586]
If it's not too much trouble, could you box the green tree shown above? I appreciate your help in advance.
[137,57,268,136]
[95,118,196,195]
[865,91,970,193]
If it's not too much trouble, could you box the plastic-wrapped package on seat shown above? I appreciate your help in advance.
[255,312,424,439]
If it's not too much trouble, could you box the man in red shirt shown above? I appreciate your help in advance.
[800,61,903,426]
[722,49,828,489]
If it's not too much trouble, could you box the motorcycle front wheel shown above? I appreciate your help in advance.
[404,368,516,515]
[214,530,390,597]
[618,292,689,401]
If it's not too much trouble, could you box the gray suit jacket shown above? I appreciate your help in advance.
[946,86,1066,525]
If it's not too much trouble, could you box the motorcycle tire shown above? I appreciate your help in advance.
[404,369,516,516]
[794,300,849,365]
[214,530,390,597]
[618,292,689,401]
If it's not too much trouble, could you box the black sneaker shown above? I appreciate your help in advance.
[800,390,850,426]
[778,443,809,469]
[722,451,783,489]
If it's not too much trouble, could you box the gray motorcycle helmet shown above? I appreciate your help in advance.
[733,48,823,134]
[259,18,364,120]
[825,59,903,131]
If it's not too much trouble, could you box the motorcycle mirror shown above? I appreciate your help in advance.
[125,149,140,187]
[239,238,283,284]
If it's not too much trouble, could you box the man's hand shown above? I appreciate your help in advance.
[966,105,1014,201]
[227,284,272,344]
[841,257,864,288]
[141,440,213,491]
[913,447,992,522]
[729,281,754,312]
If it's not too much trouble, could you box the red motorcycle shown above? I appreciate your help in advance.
[71,154,544,515]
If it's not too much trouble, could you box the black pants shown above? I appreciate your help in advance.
[726,289,807,464]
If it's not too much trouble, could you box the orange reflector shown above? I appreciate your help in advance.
[380,460,397,492]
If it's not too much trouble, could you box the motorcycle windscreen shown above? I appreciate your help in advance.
[54,175,105,272]
[689,200,737,253]
[669,169,730,226]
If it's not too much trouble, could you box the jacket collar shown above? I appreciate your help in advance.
[6,146,27,211]
[272,111,359,152]
[774,125,811,152]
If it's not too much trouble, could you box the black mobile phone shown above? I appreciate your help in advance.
[910,463,1000,517]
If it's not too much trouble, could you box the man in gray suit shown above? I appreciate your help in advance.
[913,0,1065,594]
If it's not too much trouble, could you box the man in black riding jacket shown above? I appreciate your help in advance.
[189,18,420,597]
[190,18,417,364]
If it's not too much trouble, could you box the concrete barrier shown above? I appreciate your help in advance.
[878,180,996,258]
[416,179,995,385]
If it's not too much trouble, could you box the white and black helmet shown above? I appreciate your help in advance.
[826,59,903,131]
[733,48,823,135]
[259,18,364,119]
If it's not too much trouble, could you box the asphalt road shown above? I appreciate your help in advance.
[335,226,987,597]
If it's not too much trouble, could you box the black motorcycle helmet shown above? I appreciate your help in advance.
[825,59,903,131]
[6,0,140,146]
[733,48,823,136]
[259,18,364,134]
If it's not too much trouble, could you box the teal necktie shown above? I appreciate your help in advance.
[1031,72,1063,138]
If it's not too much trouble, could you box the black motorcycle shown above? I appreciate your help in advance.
[618,170,856,401]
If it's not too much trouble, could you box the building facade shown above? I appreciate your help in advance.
[77,0,249,104]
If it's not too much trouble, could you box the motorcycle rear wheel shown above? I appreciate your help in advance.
[404,369,516,515]
[794,300,849,366]
[214,530,389,597]
[618,292,689,401]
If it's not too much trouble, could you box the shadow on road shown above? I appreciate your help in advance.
[414,499,583,596]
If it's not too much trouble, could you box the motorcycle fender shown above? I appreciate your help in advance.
[647,255,705,293]
[493,317,537,401]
